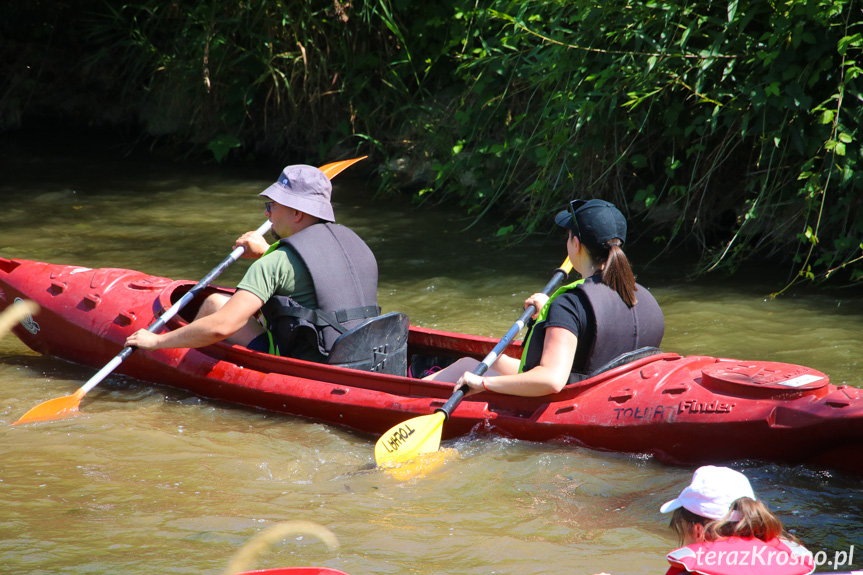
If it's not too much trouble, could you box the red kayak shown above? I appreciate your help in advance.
[2,257,863,475]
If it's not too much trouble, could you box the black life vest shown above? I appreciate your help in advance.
[260,223,379,359]
[521,274,664,382]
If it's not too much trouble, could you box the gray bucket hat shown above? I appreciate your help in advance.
[260,164,335,222]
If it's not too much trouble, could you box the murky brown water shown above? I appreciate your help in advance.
[1,133,862,574]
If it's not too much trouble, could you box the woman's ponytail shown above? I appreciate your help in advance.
[596,239,637,307]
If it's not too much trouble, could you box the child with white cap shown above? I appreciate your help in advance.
[593,466,814,575]
[660,465,814,575]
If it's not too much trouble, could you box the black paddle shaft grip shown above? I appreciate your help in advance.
[435,264,570,419]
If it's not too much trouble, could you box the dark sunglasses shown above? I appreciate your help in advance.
[265,201,275,214]
[567,199,587,238]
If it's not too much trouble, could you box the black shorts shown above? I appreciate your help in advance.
[245,333,270,353]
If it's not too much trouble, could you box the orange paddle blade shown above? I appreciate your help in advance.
[375,412,446,467]
[13,388,86,425]
[319,156,367,180]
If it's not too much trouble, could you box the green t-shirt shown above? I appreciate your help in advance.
[236,245,317,308]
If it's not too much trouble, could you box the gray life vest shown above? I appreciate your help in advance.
[260,223,380,359]
[521,274,664,382]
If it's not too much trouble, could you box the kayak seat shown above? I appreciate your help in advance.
[326,312,410,376]
[586,346,664,378]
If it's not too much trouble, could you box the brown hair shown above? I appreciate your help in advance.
[669,497,797,546]
[669,507,711,546]
[586,238,637,307]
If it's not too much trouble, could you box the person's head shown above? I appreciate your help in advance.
[660,465,790,545]
[555,199,637,306]
[260,165,334,237]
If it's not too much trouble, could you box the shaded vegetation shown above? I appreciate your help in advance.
[1,0,861,291]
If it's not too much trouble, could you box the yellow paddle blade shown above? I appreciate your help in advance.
[13,388,86,425]
[384,447,459,481]
[319,156,367,180]
[375,412,446,467]
[561,256,573,274]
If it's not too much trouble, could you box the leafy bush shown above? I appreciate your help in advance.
[403,0,862,289]
[2,0,860,288]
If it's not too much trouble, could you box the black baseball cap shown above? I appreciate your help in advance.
[554,199,627,252]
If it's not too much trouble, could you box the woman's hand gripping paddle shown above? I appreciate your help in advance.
[13,157,367,425]
[374,256,573,467]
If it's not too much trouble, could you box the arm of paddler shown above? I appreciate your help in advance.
[458,325,577,397]
[124,289,265,350]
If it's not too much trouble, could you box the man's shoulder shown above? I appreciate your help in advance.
[241,248,297,283]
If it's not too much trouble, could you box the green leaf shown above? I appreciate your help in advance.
[838,33,863,55]
[765,82,781,97]
[206,135,242,163]
[727,0,738,22]
[630,154,647,169]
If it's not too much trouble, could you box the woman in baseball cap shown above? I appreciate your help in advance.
[425,198,664,397]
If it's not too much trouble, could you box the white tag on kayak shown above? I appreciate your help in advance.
[776,374,824,387]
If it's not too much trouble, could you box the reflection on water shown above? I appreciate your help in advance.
[1,132,862,574]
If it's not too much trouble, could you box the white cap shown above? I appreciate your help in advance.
[660,466,756,521]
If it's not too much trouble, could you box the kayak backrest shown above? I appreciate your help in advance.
[586,346,664,378]
[327,311,409,376]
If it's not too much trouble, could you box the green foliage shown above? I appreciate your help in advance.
[80,0,436,161]
[392,0,862,287]
[3,0,861,288]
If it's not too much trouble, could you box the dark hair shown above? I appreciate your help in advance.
[669,498,797,546]
[584,238,637,307]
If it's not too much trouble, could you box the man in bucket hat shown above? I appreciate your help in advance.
[126,164,379,362]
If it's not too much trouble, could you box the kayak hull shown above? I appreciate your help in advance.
[2,257,863,475]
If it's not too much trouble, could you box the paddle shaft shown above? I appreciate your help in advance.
[78,220,273,395]
[434,262,571,418]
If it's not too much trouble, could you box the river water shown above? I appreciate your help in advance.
[1,132,862,575]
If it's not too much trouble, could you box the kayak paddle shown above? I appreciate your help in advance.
[224,520,340,575]
[374,256,574,467]
[13,156,367,425]
[0,299,39,340]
